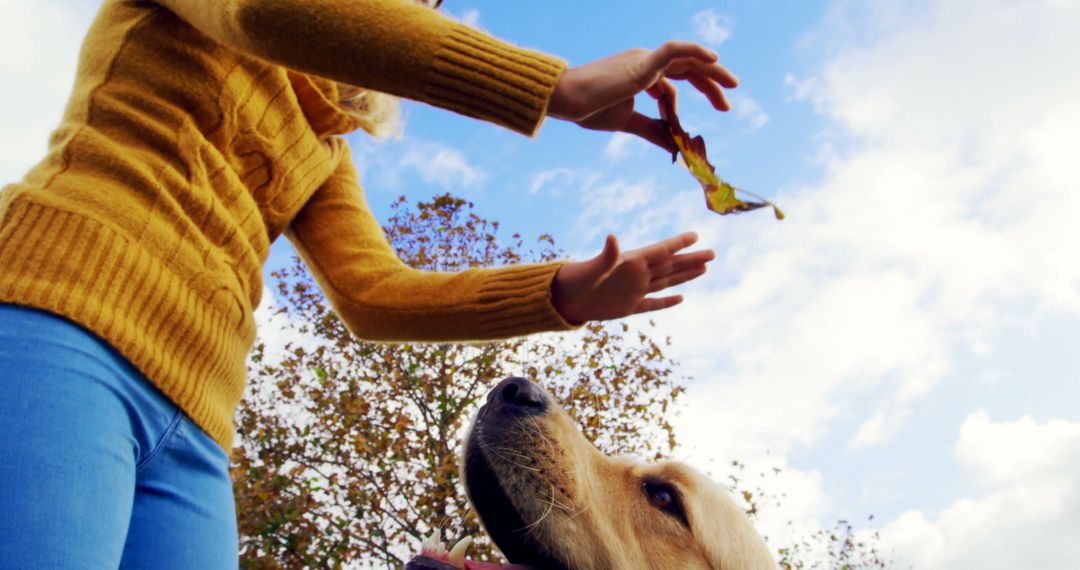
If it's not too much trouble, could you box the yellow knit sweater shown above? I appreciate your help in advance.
[0,0,574,450]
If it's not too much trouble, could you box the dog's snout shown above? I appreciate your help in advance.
[492,377,546,413]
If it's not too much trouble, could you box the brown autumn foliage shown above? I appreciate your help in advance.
[723,460,894,570]
[777,518,891,570]
[230,194,685,568]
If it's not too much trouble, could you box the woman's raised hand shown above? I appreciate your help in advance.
[551,233,715,324]
[546,41,739,151]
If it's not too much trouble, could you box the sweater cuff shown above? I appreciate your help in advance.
[473,261,579,338]
[425,25,566,136]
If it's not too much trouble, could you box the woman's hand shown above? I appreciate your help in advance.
[547,41,739,152]
[551,232,715,324]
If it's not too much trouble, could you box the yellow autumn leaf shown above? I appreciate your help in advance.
[661,95,784,220]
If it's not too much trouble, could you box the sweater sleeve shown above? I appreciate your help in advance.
[284,142,578,342]
[152,0,566,135]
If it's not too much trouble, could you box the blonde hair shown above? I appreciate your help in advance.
[336,84,402,139]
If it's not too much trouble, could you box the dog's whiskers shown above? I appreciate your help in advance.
[480,442,541,472]
[525,416,557,454]
[518,483,558,538]
[510,416,539,440]
[546,493,573,512]
[487,445,533,461]
[566,501,591,521]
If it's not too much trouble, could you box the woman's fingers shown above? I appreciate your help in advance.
[699,59,739,88]
[634,295,684,315]
[644,42,737,114]
[648,264,708,294]
[687,73,730,111]
[646,49,737,114]
[552,40,737,125]
[645,76,677,105]
[624,112,677,152]
[646,249,714,293]
[665,57,739,88]
[623,234,715,281]
[648,41,718,72]
[634,232,699,264]
[663,59,738,111]
[655,249,716,274]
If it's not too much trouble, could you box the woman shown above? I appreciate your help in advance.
[0,0,738,567]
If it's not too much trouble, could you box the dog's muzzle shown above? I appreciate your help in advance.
[461,378,571,570]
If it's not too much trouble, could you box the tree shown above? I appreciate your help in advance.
[723,460,897,570]
[231,194,685,568]
[777,518,891,570]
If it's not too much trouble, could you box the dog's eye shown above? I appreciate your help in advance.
[649,486,675,509]
[643,480,689,528]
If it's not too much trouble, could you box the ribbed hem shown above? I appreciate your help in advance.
[425,26,566,136]
[0,198,253,451]
[472,262,578,338]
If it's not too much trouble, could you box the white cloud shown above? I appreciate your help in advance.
[783,73,816,101]
[849,408,909,450]
[458,9,482,29]
[730,93,769,131]
[571,180,709,251]
[529,168,571,194]
[574,179,657,242]
[883,410,1080,569]
[955,410,1080,487]
[603,132,647,161]
[443,7,482,30]
[399,145,485,188]
[692,9,734,47]
[0,0,87,184]
[528,167,598,195]
[668,260,951,458]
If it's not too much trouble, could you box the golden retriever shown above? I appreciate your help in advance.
[408,377,774,569]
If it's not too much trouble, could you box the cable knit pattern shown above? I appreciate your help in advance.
[0,0,572,450]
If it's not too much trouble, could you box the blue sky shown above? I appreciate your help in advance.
[3,1,1079,567]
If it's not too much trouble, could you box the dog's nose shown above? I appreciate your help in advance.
[493,377,546,412]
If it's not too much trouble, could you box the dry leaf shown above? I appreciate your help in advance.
[660,95,784,220]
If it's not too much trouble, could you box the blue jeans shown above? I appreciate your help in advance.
[0,304,239,568]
